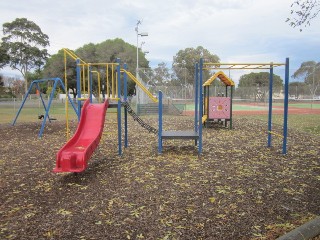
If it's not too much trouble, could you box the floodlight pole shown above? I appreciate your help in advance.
[135,20,148,106]
[135,21,148,79]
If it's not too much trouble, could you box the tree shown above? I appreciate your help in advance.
[292,61,320,98]
[0,75,3,87]
[76,43,97,63]
[42,49,77,98]
[1,18,50,94]
[43,38,148,98]
[153,62,171,85]
[95,38,148,71]
[287,0,320,31]
[236,72,283,101]
[289,81,309,98]
[11,79,25,96]
[172,46,220,86]
[0,42,10,69]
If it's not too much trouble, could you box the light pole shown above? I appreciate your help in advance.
[135,20,148,107]
[135,20,148,80]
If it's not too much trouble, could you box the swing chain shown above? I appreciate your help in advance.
[121,101,158,134]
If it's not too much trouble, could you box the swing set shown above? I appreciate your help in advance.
[12,78,78,138]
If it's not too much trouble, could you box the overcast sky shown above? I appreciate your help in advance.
[1,0,319,84]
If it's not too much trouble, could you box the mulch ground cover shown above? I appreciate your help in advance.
[0,115,319,239]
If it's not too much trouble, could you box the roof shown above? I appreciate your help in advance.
[203,71,235,86]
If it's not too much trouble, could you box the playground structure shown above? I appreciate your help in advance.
[12,49,290,172]
[158,61,204,154]
[202,71,235,129]
[203,59,290,154]
[54,49,159,172]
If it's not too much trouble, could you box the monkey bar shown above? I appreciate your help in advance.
[203,62,286,70]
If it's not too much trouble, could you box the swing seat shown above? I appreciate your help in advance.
[38,114,56,121]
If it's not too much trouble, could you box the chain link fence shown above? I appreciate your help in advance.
[1,84,319,135]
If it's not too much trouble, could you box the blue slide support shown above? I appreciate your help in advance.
[116,59,122,155]
[76,59,81,121]
[124,63,128,148]
[89,65,93,103]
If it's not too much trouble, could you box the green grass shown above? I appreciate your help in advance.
[185,101,320,112]
[287,103,320,109]
[270,102,320,109]
[232,104,269,110]
[1,102,319,135]
[0,101,127,125]
[0,104,78,124]
[241,114,320,135]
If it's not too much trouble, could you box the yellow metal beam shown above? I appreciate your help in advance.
[203,67,274,70]
[268,131,284,139]
[203,71,235,86]
[204,62,285,66]
[202,115,207,124]
[121,69,158,103]
[203,62,285,70]
[63,48,87,65]
[89,63,119,66]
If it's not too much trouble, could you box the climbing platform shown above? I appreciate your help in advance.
[161,131,199,139]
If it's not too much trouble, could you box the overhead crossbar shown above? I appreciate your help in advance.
[203,62,285,70]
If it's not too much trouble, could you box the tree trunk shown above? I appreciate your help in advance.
[24,78,28,95]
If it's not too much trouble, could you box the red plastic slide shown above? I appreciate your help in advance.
[53,99,109,173]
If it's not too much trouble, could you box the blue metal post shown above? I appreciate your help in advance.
[12,81,36,125]
[198,58,203,154]
[194,63,199,146]
[267,64,274,147]
[57,78,78,115]
[38,79,59,138]
[158,91,163,154]
[36,82,51,123]
[124,63,128,148]
[76,59,81,121]
[194,63,199,133]
[12,78,79,137]
[117,59,122,155]
[89,65,93,103]
[282,58,289,154]
[230,85,233,129]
